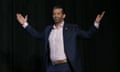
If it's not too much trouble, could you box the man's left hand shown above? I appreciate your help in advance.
[95,11,105,24]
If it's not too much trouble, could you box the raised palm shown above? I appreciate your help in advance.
[95,11,105,23]
[16,13,28,25]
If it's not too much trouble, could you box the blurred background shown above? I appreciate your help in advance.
[0,0,119,72]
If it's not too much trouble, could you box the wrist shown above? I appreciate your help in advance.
[22,22,28,28]
[94,22,99,29]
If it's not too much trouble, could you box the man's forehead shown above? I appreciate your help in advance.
[53,8,63,11]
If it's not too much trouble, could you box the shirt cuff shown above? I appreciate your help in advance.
[94,22,99,29]
[22,22,28,28]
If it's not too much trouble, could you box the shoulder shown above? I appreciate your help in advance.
[64,23,79,28]
[44,25,53,32]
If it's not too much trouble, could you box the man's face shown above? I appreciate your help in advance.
[52,8,65,24]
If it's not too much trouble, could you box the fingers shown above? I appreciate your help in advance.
[16,13,28,21]
[102,11,105,15]
[25,15,28,19]
[16,13,20,16]
[16,13,28,25]
[16,13,28,18]
[25,15,28,21]
[97,14,100,18]
[16,13,23,20]
[100,11,105,18]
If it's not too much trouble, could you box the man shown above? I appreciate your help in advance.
[16,5,105,72]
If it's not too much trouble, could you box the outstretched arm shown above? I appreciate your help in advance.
[77,11,105,39]
[16,13,44,39]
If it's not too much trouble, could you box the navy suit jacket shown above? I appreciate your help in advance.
[24,22,98,72]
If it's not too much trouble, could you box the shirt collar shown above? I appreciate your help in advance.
[53,21,64,29]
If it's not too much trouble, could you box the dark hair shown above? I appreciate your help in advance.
[53,5,65,14]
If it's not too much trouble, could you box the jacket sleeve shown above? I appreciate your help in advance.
[24,25,44,40]
[76,25,98,39]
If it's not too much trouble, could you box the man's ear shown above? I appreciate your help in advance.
[63,14,66,18]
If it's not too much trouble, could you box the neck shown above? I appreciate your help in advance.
[55,21,64,28]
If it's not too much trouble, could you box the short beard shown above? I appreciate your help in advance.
[54,19,63,25]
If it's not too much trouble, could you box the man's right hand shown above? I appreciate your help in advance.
[16,13,28,25]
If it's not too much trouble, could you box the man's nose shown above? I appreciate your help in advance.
[54,15,58,18]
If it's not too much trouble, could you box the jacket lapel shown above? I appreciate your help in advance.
[63,23,69,55]
[45,25,53,52]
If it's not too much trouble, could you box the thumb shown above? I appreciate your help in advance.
[25,15,28,21]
